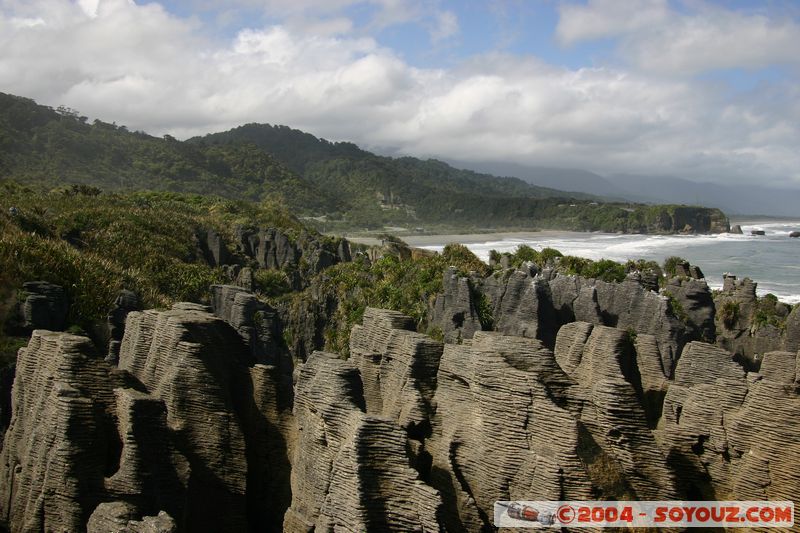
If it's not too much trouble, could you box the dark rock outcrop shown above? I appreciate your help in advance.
[430,267,482,343]
[210,284,284,365]
[715,275,785,365]
[468,268,712,379]
[9,281,69,333]
[233,228,351,289]
[785,305,800,353]
[200,229,229,267]
[106,290,140,364]
[645,206,729,234]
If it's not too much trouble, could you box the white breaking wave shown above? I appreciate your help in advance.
[419,224,800,305]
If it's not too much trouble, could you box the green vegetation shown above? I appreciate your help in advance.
[720,300,740,330]
[663,256,688,278]
[663,291,690,324]
[625,259,663,277]
[496,245,626,283]
[1,92,728,234]
[0,93,335,214]
[253,269,292,298]
[441,243,491,276]
[579,259,627,283]
[0,180,312,363]
[287,244,489,356]
[500,244,563,269]
[753,293,787,331]
[470,284,494,330]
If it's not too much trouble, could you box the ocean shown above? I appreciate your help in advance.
[414,221,800,304]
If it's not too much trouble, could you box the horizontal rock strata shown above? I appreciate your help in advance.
[2,286,798,532]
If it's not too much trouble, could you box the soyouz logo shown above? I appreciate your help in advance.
[493,501,795,528]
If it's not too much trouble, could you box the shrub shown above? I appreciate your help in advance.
[663,256,687,278]
[253,269,292,298]
[582,259,626,283]
[720,300,739,329]
[538,247,563,266]
[753,293,785,330]
[663,291,689,324]
[442,243,489,276]
[512,244,538,266]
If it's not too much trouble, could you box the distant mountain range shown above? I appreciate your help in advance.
[451,160,800,217]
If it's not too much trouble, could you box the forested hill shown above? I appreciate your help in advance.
[0,93,334,213]
[190,123,598,201]
[0,92,728,233]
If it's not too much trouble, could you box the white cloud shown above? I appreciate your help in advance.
[557,0,800,75]
[77,0,99,18]
[556,0,669,45]
[430,9,459,42]
[0,0,798,187]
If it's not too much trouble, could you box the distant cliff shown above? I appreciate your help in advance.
[642,205,730,234]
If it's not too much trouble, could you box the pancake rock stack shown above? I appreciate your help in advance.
[1,276,798,532]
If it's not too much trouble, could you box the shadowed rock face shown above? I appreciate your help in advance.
[456,267,713,381]
[714,275,785,366]
[0,304,293,533]
[431,267,483,344]
[2,293,798,531]
[349,307,443,437]
[7,281,69,335]
[0,332,120,533]
[118,307,253,531]
[0,330,187,533]
[284,351,443,533]
[658,344,800,523]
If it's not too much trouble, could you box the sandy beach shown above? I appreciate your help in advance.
[347,230,581,247]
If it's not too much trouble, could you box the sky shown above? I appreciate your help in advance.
[1,0,800,188]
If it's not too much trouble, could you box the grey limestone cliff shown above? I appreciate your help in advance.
[2,274,798,532]
[283,351,443,532]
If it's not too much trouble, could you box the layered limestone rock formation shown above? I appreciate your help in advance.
[1,287,798,531]
[349,307,443,435]
[0,303,293,533]
[464,266,711,382]
[658,342,800,525]
[9,281,69,334]
[232,227,352,289]
[117,306,255,532]
[0,331,120,533]
[106,289,140,364]
[284,351,443,532]
[430,267,483,344]
[714,275,793,366]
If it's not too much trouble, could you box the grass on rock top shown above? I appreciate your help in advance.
[0,181,306,333]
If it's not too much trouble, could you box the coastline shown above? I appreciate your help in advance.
[347,230,587,247]
[346,222,800,305]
